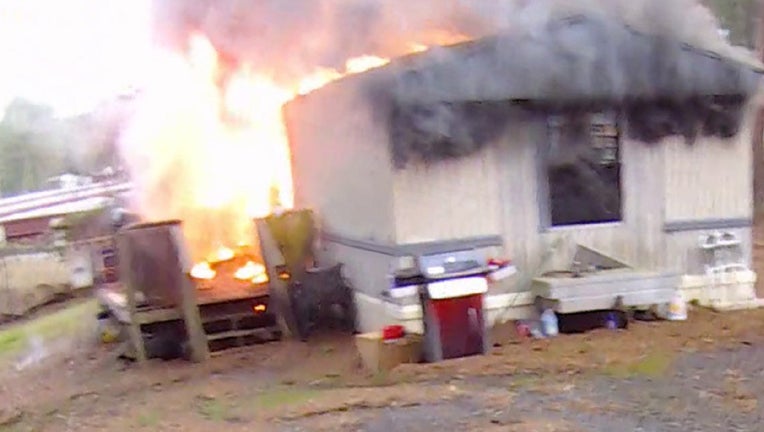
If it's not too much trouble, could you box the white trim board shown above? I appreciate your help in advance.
[678,270,763,311]
[355,291,535,321]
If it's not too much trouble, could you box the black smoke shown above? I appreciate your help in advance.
[376,13,761,166]
[388,101,515,168]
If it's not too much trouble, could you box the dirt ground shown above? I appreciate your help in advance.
[3,228,764,431]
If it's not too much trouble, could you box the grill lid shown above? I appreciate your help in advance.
[419,249,485,279]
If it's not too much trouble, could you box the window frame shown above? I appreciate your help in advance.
[537,110,624,231]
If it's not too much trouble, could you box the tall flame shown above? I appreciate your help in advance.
[121,31,468,262]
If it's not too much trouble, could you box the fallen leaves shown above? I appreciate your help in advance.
[0,408,24,427]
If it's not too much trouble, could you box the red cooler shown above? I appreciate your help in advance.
[421,276,488,361]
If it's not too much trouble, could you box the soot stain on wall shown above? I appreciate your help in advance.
[376,13,760,168]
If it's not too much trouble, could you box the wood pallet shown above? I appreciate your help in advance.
[101,215,301,364]
[98,285,280,359]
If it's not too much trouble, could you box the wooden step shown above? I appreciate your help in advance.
[205,327,280,342]
[201,312,255,325]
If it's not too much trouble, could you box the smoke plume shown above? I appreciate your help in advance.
[150,0,757,83]
[150,0,760,167]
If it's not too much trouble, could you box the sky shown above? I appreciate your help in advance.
[0,0,155,118]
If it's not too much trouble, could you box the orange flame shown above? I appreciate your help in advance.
[234,261,267,281]
[123,31,469,264]
[207,246,235,264]
[252,273,269,285]
[345,55,390,74]
[190,261,216,280]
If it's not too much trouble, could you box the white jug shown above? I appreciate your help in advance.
[540,309,559,337]
[666,293,688,321]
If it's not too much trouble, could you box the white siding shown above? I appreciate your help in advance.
[663,130,753,221]
[665,228,753,274]
[284,79,397,244]
[392,145,503,243]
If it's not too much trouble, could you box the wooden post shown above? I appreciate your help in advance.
[116,233,147,364]
[752,0,764,300]
[170,226,209,363]
[256,218,298,338]
[178,275,209,362]
[753,0,764,217]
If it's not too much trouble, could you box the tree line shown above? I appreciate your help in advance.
[0,98,125,197]
[704,0,759,47]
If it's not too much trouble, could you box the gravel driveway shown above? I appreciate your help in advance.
[504,345,764,431]
[281,343,764,431]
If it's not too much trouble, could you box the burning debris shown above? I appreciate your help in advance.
[207,246,235,264]
[190,244,269,287]
[189,261,215,281]
[234,261,266,281]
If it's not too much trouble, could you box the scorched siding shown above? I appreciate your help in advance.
[534,126,640,273]
[496,117,668,291]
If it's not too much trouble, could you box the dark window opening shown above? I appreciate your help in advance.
[545,111,622,227]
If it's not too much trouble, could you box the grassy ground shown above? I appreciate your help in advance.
[0,299,97,365]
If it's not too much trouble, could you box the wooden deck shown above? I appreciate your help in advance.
[197,278,269,305]
[97,280,270,325]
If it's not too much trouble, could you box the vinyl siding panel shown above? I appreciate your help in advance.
[284,81,396,244]
[392,145,503,244]
[663,128,753,222]
[664,228,753,275]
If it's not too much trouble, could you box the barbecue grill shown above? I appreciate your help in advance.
[394,248,491,362]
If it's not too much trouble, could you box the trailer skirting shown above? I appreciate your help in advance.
[353,291,535,334]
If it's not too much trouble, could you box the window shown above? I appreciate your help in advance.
[542,111,622,227]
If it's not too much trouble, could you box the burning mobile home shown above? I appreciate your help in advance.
[285,10,764,332]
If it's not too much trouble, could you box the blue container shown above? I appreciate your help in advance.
[604,312,618,330]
